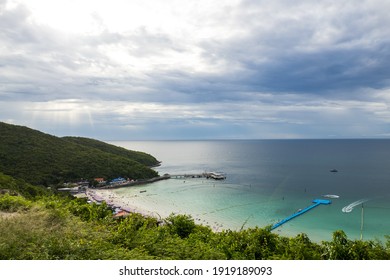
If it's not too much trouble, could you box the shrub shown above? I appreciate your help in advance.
[165,214,196,238]
[0,194,31,212]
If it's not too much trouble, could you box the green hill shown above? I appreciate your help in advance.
[0,122,159,186]
[62,136,160,167]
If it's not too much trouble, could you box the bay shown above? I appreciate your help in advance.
[109,139,390,243]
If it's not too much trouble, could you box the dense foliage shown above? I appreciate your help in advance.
[62,136,160,167]
[0,122,158,186]
[1,172,389,260]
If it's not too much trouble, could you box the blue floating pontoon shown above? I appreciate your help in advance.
[271,199,331,230]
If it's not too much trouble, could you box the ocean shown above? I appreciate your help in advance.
[109,140,390,243]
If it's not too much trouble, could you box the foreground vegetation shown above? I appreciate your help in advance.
[0,122,159,186]
[1,172,389,260]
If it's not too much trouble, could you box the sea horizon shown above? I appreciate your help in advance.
[103,138,390,142]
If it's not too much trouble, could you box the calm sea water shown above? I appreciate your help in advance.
[110,140,390,242]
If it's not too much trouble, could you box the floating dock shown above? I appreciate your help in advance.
[271,199,332,230]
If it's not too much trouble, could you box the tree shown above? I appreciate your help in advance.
[322,230,350,259]
[165,214,196,238]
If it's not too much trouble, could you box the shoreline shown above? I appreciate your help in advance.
[80,188,157,219]
[84,187,325,240]
[83,185,227,232]
[81,181,324,239]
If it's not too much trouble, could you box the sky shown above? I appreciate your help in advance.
[1,0,390,140]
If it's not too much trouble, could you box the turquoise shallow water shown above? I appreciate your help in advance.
[110,140,390,243]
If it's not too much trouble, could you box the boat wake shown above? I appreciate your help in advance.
[342,199,368,213]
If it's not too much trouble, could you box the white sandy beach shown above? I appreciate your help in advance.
[88,182,228,232]
[90,188,164,219]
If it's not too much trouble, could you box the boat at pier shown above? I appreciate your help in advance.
[204,172,226,180]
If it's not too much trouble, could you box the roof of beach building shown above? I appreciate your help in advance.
[111,177,126,182]
[94,177,105,182]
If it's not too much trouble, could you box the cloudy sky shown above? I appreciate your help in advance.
[1,0,390,140]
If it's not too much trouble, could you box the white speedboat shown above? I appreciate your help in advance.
[323,194,340,198]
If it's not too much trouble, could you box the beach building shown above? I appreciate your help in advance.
[94,177,106,184]
[110,177,127,185]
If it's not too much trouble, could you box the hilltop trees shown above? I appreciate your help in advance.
[0,122,159,186]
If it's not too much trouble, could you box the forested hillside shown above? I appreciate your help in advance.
[0,122,158,186]
[62,136,160,167]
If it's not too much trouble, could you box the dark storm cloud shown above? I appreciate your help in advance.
[193,0,390,98]
[241,44,390,94]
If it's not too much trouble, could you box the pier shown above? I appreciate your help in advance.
[170,172,226,180]
[271,199,332,230]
